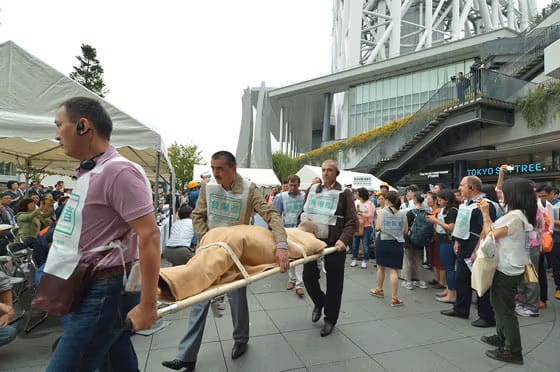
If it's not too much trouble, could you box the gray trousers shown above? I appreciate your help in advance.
[517,245,540,312]
[404,248,425,282]
[176,287,249,362]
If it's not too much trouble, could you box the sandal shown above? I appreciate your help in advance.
[369,288,384,298]
[391,297,404,307]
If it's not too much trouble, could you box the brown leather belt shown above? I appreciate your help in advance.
[92,262,133,281]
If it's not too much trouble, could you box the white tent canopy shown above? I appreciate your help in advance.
[0,41,173,182]
[296,165,395,190]
[193,164,281,187]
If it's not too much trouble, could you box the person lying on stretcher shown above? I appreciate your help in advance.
[158,221,326,301]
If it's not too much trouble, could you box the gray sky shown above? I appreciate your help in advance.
[0,0,332,159]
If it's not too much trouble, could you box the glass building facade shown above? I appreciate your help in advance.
[348,59,474,137]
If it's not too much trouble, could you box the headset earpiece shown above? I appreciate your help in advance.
[77,120,85,133]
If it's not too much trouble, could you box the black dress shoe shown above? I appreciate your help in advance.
[486,347,523,365]
[320,321,335,337]
[480,335,504,347]
[440,309,468,319]
[471,318,496,328]
[162,359,196,371]
[231,342,248,360]
[312,305,323,323]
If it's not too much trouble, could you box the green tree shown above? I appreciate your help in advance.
[168,143,204,190]
[17,164,56,185]
[70,44,109,97]
[272,152,299,183]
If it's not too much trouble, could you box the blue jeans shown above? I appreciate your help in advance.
[0,324,16,347]
[439,241,456,290]
[47,274,140,372]
[352,226,373,260]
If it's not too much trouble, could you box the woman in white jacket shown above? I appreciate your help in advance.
[477,177,536,365]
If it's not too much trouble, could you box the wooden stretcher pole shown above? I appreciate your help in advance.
[157,246,338,318]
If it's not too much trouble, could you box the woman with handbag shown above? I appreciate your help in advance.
[370,191,408,306]
[477,177,536,365]
[351,188,375,268]
[427,189,458,303]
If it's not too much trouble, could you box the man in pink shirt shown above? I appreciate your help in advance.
[46,97,161,371]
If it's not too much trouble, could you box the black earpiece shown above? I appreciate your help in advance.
[76,120,90,136]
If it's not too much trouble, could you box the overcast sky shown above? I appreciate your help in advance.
[0,0,332,160]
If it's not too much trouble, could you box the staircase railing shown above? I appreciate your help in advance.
[359,69,536,172]
[499,23,560,77]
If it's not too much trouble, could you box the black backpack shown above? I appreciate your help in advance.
[409,209,435,247]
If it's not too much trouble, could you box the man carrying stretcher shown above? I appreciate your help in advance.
[162,151,289,371]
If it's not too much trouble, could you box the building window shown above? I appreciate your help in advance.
[0,162,17,176]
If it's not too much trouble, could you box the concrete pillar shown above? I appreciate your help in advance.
[454,160,467,187]
[322,93,332,142]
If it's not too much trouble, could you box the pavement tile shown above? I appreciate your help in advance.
[335,300,380,325]
[308,356,385,371]
[144,342,227,372]
[131,333,152,352]
[373,345,462,371]
[219,292,266,314]
[380,315,464,345]
[0,335,54,370]
[249,277,291,294]
[267,306,317,333]
[136,350,148,372]
[516,321,555,352]
[283,328,367,366]
[151,315,219,350]
[426,337,505,371]
[222,334,304,372]
[255,290,313,311]
[214,310,280,341]
[339,319,419,355]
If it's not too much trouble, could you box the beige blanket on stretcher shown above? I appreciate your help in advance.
[158,225,327,301]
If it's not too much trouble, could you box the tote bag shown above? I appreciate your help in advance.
[471,234,498,297]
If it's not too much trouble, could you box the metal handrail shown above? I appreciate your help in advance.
[499,23,560,77]
[358,69,537,171]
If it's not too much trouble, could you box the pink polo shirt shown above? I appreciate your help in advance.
[78,146,154,270]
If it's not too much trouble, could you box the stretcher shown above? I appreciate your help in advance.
[155,245,338,318]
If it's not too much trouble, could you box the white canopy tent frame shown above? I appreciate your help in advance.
[0,41,175,206]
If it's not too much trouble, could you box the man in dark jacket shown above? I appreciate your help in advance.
[302,159,357,337]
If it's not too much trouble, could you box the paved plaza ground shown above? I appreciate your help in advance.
[1,262,559,371]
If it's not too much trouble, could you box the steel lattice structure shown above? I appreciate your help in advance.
[332,0,539,69]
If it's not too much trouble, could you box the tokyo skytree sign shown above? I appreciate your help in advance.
[332,0,538,69]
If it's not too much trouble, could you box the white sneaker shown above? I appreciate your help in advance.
[416,280,428,289]
[404,281,414,290]
[361,261,367,269]
[350,260,357,267]
[515,303,523,312]
[515,307,539,317]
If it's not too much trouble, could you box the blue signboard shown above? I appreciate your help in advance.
[466,163,543,177]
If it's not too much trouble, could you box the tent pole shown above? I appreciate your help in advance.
[154,152,161,210]
[169,170,175,233]
[25,158,31,196]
